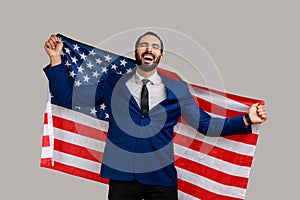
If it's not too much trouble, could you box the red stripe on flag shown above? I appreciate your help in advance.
[195,97,244,117]
[175,157,248,189]
[40,158,52,167]
[44,113,48,124]
[52,115,107,141]
[174,134,253,167]
[157,68,183,81]
[178,179,243,200]
[190,83,264,107]
[43,161,109,184]
[54,139,103,163]
[42,135,50,147]
[223,134,258,146]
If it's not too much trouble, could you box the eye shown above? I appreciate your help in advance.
[152,44,160,49]
[139,42,148,47]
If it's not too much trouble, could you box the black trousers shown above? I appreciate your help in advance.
[108,180,178,200]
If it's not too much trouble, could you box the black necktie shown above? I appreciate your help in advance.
[141,79,150,113]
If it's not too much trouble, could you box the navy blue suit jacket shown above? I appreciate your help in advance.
[44,63,251,186]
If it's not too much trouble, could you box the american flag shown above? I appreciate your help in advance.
[40,34,263,200]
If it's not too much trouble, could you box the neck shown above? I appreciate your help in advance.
[136,67,157,78]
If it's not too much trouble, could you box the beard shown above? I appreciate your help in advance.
[138,63,159,72]
[135,52,161,72]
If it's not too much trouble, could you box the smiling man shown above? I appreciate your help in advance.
[135,32,163,74]
[43,31,268,200]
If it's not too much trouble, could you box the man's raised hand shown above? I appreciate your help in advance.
[44,34,63,66]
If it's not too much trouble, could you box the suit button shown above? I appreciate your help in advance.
[142,115,145,118]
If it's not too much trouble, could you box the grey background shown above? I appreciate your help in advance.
[1,0,299,199]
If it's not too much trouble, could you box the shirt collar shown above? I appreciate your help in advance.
[134,70,162,85]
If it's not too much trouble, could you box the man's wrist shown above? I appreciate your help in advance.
[50,55,62,67]
[244,113,253,126]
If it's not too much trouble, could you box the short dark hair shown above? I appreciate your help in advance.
[135,31,164,53]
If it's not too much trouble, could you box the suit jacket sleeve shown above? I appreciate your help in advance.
[43,63,104,109]
[180,83,252,136]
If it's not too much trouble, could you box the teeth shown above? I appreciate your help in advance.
[144,55,153,60]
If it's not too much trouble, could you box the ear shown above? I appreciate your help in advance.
[159,53,163,62]
[134,49,138,57]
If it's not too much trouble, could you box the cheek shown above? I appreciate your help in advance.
[137,47,146,53]
[155,53,162,61]
[136,50,144,58]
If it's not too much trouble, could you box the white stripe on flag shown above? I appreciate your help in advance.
[41,147,52,158]
[54,127,105,152]
[178,190,200,200]
[189,85,249,112]
[51,104,109,131]
[53,150,101,174]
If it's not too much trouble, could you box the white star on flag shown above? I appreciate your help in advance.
[126,68,132,73]
[96,58,102,65]
[65,60,71,67]
[64,47,71,54]
[69,70,76,78]
[92,71,100,78]
[77,66,84,73]
[120,59,127,66]
[102,67,108,73]
[74,80,82,87]
[86,62,94,69]
[80,52,87,60]
[83,75,90,82]
[104,54,112,62]
[89,49,96,56]
[111,64,118,70]
[73,44,80,51]
[71,56,78,64]
[90,107,97,116]
[100,103,106,110]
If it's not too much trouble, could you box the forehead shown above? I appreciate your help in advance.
[139,34,161,46]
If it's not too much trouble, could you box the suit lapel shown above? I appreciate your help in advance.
[115,70,182,113]
[114,70,141,112]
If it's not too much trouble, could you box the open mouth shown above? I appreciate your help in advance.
[142,53,155,64]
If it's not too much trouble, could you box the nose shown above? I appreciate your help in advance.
[146,45,152,52]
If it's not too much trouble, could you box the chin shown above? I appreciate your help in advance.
[138,63,158,72]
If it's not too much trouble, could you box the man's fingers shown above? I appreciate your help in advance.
[44,34,63,61]
[249,103,268,124]
[51,34,61,43]
[47,39,56,49]
[50,34,58,42]
[48,34,61,49]
[253,103,259,108]
[258,112,267,118]
[257,105,268,121]
[44,41,52,50]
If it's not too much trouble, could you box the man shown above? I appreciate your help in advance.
[43,32,268,200]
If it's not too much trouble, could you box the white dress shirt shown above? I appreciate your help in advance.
[126,70,167,110]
